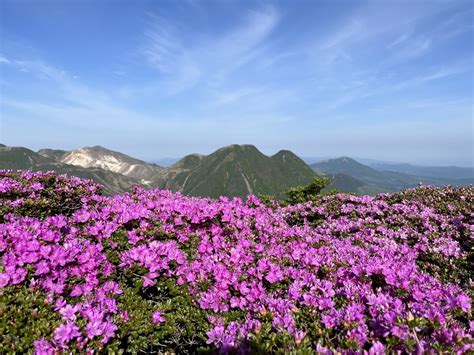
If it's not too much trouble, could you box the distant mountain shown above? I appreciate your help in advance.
[152,157,180,167]
[160,145,317,198]
[37,148,68,161]
[45,145,164,185]
[303,156,398,166]
[368,162,474,180]
[0,146,140,195]
[301,156,331,165]
[352,157,401,166]
[314,157,379,178]
[312,157,473,193]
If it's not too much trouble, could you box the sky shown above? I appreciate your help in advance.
[0,0,473,166]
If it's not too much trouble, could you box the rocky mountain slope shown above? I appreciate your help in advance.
[0,146,139,195]
[41,146,164,185]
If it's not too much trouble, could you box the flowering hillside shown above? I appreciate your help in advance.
[0,170,472,353]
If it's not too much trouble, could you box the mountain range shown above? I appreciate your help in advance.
[0,144,472,197]
[311,157,473,195]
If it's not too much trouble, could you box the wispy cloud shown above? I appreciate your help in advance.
[2,57,157,126]
[0,55,11,64]
[391,66,468,91]
[141,5,280,95]
[388,35,432,61]
[211,87,265,106]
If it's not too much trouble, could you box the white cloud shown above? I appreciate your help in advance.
[0,55,10,64]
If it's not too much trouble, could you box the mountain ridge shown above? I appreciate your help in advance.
[1,144,323,198]
[311,157,473,193]
[368,162,474,180]
[1,144,472,198]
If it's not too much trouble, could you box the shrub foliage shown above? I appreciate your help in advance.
[0,170,472,353]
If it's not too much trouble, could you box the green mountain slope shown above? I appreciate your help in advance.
[37,148,68,161]
[324,173,386,195]
[161,145,317,198]
[0,146,54,168]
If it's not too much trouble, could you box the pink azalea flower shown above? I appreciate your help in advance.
[152,310,165,325]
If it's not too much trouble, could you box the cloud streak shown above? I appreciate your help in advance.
[141,5,280,94]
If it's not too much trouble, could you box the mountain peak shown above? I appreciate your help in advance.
[82,145,112,153]
[274,149,293,154]
[37,148,68,162]
[213,144,264,159]
[160,144,316,198]
[311,157,380,183]
[321,156,357,163]
[272,149,300,158]
[172,153,204,169]
[218,144,260,152]
[335,156,363,165]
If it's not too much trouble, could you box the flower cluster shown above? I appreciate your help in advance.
[0,171,472,353]
[0,170,100,221]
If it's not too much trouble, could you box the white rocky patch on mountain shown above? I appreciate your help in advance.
[59,146,165,183]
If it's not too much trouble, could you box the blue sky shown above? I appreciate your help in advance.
[0,0,472,166]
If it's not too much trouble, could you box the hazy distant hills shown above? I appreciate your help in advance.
[311,157,473,194]
[152,157,180,167]
[0,144,472,197]
[367,162,474,180]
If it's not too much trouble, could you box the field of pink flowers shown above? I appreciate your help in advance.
[0,170,472,354]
